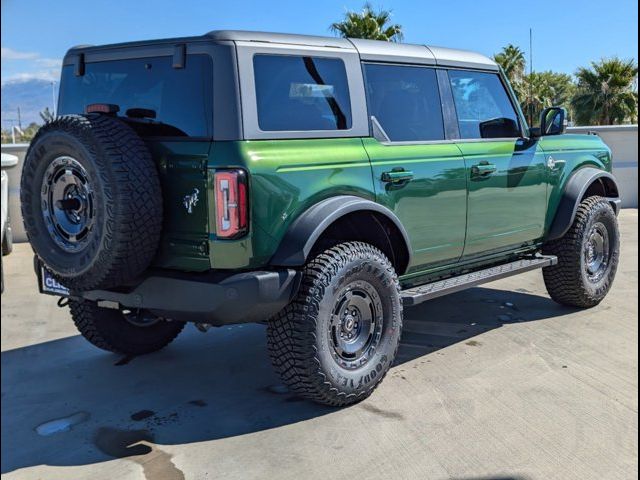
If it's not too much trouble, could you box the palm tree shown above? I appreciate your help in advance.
[330,3,403,42]
[39,107,55,123]
[572,57,638,125]
[494,44,526,86]
[520,73,551,126]
[520,71,577,126]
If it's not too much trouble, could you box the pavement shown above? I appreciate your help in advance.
[1,209,637,480]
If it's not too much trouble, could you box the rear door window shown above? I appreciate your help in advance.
[448,70,521,139]
[363,63,444,142]
[253,54,352,131]
[58,55,213,137]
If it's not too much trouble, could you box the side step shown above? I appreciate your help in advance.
[401,255,557,307]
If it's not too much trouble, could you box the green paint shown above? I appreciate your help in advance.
[362,138,467,272]
[457,138,547,256]
[539,133,612,234]
[147,132,611,277]
[148,141,211,271]
[207,138,375,270]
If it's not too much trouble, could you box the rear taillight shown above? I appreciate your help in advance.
[214,169,248,239]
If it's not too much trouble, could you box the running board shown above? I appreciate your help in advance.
[401,255,557,307]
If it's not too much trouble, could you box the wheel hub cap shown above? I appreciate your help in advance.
[329,281,384,370]
[41,156,95,252]
[584,222,610,282]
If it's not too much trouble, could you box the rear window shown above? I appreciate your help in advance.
[253,54,352,131]
[58,55,213,137]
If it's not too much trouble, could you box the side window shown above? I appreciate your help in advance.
[363,63,444,142]
[253,54,352,131]
[448,70,521,139]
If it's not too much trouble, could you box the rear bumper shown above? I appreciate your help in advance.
[86,269,300,324]
[40,263,301,325]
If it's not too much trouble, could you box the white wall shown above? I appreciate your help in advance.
[2,126,637,243]
[1,143,29,242]
[567,125,638,208]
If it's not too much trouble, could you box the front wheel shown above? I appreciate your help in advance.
[267,242,402,406]
[543,196,620,308]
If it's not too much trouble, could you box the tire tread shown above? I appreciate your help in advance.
[267,241,402,406]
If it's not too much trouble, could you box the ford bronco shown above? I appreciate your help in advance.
[21,31,621,406]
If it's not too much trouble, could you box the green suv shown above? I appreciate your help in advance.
[21,31,621,406]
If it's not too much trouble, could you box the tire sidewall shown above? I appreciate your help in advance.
[21,114,162,291]
[22,128,109,278]
[579,200,620,296]
[69,300,185,355]
[314,251,402,396]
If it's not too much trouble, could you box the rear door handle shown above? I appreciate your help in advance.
[471,163,497,177]
[381,170,414,183]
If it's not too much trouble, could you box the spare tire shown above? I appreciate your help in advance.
[21,114,162,291]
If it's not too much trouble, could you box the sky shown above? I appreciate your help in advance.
[1,0,638,84]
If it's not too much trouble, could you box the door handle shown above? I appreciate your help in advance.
[547,156,566,170]
[471,163,497,177]
[381,170,414,183]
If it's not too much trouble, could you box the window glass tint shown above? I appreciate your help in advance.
[448,70,520,139]
[363,63,444,142]
[253,54,352,131]
[58,55,213,137]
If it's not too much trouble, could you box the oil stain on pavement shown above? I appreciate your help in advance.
[93,427,185,480]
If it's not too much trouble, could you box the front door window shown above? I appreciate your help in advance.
[448,70,521,140]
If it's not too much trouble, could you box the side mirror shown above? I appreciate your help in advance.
[478,117,520,139]
[539,107,567,136]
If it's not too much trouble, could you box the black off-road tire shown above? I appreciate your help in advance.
[267,242,402,407]
[543,196,620,308]
[69,300,185,355]
[20,114,162,291]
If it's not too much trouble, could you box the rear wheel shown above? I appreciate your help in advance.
[69,300,185,355]
[543,196,620,308]
[267,242,402,406]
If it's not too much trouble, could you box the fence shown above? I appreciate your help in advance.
[2,126,638,243]
[567,125,638,208]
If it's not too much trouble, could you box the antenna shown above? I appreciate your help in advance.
[529,28,533,125]
[529,27,533,76]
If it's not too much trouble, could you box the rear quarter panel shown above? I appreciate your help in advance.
[207,138,374,269]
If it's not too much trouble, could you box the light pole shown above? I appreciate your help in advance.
[50,81,57,118]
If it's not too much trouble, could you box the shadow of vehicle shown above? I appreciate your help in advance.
[1,286,576,474]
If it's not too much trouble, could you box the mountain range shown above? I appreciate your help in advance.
[1,79,57,130]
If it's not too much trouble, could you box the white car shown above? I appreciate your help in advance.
[1,152,19,292]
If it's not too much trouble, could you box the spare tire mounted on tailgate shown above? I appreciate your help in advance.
[21,113,162,291]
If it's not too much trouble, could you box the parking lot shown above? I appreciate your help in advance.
[1,209,637,480]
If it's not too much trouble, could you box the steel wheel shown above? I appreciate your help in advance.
[328,280,384,370]
[583,221,610,283]
[41,156,95,252]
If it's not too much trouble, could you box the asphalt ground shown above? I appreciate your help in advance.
[1,209,637,480]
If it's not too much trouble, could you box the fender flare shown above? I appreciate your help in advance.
[546,167,621,241]
[270,195,412,272]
